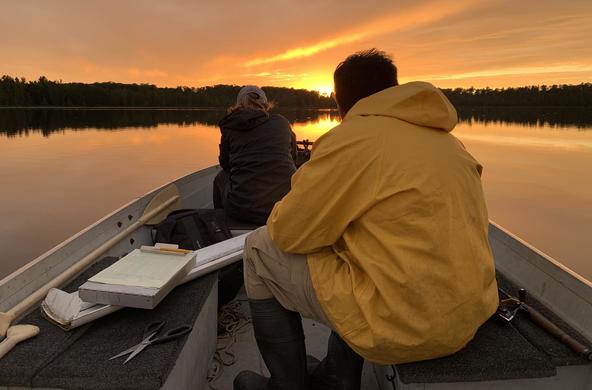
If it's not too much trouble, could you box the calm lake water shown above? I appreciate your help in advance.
[0,108,591,282]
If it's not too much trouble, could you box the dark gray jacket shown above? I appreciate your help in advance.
[219,109,297,224]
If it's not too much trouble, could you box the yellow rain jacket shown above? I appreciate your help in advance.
[267,81,499,364]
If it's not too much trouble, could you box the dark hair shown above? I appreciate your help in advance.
[333,48,398,115]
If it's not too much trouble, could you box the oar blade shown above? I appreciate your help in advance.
[142,184,181,225]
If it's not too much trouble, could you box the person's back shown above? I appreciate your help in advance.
[234,50,498,390]
[215,86,296,225]
[270,81,498,363]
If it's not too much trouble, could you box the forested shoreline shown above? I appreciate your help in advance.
[444,84,591,107]
[0,76,333,108]
[0,76,590,108]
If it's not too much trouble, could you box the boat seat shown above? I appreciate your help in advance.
[224,214,261,232]
[388,273,591,387]
[0,257,218,390]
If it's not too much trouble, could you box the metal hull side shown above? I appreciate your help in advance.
[161,281,218,390]
[489,222,592,342]
[0,166,221,313]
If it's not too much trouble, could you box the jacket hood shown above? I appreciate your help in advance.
[344,81,458,132]
[219,109,270,131]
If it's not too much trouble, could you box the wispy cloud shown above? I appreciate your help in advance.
[1,1,590,88]
[412,64,592,82]
[244,0,482,67]
[245,71,303,81]
[245,33,366,67]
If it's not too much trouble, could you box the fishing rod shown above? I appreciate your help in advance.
[296,139,313,150]
[497,287,592,360]
[295,139,314,168]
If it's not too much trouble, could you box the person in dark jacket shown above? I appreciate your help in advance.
[213,86,297,225]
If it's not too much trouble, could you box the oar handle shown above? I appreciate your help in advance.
[0,313,15,341]
[525,304,592,360]
[0,324,40,360]
[0,337,18,359]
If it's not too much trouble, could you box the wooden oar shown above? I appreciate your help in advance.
[0,184,181,339]
[0,325,40,359]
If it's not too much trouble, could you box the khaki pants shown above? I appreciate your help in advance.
[243,226,332,328]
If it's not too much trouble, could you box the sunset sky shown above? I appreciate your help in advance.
[1,0,591,94]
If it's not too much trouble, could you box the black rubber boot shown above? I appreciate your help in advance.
[233,298,309,390]
[311,331,364,390]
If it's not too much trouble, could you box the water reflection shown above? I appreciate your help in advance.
[2,107,590,138]
[0,108,590,282]
[0,108,341,138]
[458,107,592,129]
[454,121,592,150]
[292,113,341,141]
[454,121,592,282]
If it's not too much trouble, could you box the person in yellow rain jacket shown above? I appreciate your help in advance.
[234,49,499,390]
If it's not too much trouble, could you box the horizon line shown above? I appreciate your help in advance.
[2,74,591,93]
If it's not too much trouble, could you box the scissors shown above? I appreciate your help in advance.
[110,321,192,364]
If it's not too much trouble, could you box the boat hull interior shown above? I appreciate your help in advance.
[0,166,590,389]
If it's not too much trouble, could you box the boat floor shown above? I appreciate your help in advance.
[0,256,218,390]
[209,273,592,390]
[207,289,383,390]
[0,257,589,389]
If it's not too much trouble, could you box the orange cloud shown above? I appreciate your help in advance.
[127,68,169,78]
[244,0,483,67]
[245,33,366,67]
[409,63,592,82]
[1,1,590,89]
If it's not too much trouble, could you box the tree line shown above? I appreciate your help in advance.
[442,84,591,107]
[0,76,334,108]
[456,107,591,129]
[1,76,590,108]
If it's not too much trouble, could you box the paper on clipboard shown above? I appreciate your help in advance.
[87,249,195,289]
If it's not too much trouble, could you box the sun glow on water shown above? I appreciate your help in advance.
[292,113,340,141]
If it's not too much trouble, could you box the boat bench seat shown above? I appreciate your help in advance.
[218,210,261,234]
[391,273,591,386]
[0,257,218,390]
[225,215,261,232]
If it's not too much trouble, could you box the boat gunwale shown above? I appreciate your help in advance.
[0,166,219,312]
[490,221,592,343]
[490,220,592,297]
[489,219,592,289]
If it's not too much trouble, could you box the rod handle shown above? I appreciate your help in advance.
[525,304,592,360]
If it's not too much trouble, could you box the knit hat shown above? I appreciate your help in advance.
[236,85,268,107]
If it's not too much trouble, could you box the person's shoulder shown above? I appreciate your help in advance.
[268,113,292,126]
[316,116,368,143]
[218,112,234,130]
[311,119,369,154]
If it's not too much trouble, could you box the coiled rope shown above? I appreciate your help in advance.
[207,300,251,388]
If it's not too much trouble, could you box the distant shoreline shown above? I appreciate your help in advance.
[2,76,590,108]
[0,77,335,108]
